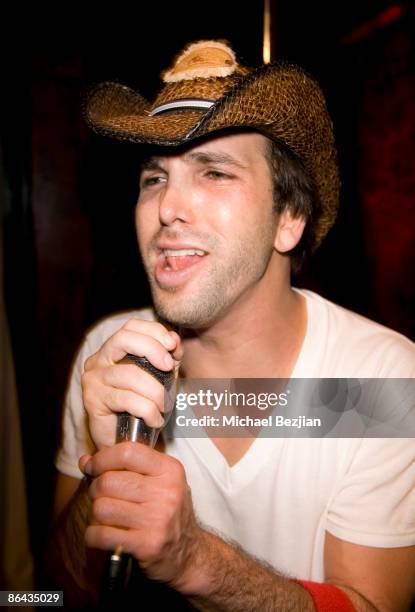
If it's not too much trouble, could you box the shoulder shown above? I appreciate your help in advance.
[296,289,415,377]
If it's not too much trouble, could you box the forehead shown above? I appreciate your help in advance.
[141,131,270,169]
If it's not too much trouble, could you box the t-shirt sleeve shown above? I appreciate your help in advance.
[54,335,96,480]
[326,437,415,547]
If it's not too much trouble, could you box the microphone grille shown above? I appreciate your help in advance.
[126,354,174,391]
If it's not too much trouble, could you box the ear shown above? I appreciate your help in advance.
[274,209,306,253]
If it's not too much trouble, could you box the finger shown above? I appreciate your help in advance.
[90,497,146,530]
[122,319,178,348]
[103,387,164,428]
[79,454,93,474]
[83,441,175,478]
[85,524,131,553]
[102,364,166,410]
[169,331,184,362]
[85,523,165,563]
[88,470,153,503]
[86,329,176,372]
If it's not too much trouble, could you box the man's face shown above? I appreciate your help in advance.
[136,132,279,328]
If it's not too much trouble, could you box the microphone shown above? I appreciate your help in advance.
[100,354,175,607]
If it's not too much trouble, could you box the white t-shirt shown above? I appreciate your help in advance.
[55,289,415,581]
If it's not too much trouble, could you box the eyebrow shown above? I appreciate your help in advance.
[184,151,248,169]
[140,150,248,173]
[140,158,165,172]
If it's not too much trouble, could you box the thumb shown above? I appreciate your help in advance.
[79,454,93,475]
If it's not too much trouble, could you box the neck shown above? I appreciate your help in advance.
[180,259,307,379]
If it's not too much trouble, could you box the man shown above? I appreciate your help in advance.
[52,40,415,610]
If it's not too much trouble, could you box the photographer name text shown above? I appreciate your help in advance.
[175,414,322,429]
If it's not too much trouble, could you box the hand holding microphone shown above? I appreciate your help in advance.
[81,318,182,451]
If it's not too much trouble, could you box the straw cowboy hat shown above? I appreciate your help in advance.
[84,40,339,249]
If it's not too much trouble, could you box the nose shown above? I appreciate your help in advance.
[158,178,194,227]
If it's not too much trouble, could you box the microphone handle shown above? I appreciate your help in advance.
[116,411,159,445]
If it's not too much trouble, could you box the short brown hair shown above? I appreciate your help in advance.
[265,139,321,272]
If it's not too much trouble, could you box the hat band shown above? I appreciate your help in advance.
[149,98,215,116]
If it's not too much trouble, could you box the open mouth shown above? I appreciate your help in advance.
[163,248,206,271]
[154,248,208,287]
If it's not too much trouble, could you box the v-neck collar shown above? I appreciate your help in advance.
[178,288,320,485]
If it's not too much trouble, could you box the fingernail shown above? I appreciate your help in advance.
[164,353,174,368]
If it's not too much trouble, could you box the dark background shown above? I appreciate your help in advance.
[2,0,414,591]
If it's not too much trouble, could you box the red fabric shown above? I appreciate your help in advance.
[297,580,356,611]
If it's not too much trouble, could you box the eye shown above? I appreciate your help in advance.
[205,170,232,180]
[140,175,166,189]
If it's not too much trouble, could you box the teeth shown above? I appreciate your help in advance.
[163,249,206,257]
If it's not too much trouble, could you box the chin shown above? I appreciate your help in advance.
[152,295,219,329]
[154,304,207,328]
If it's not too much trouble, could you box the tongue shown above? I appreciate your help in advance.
[166,255,202,271]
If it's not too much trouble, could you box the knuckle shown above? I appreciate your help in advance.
[111,387,126,408]
[82,385,96,411]
[168,457,186,482]
[92,497,108,521]
[80,370,90,391]
[96,472,113,496]
[122,318,145,332]
[146,534,165,560]
[114,390,154,419]
[83,353,96,372]
[110,388,135,414]
[115,328,130,345]
[164,486,182,511]
[119,442,135,464]
[121,318,135,330]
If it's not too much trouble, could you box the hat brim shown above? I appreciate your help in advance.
[84,81,207,145]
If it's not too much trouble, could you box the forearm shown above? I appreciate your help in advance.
[176,528,314,612]
[46,477,104,606]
